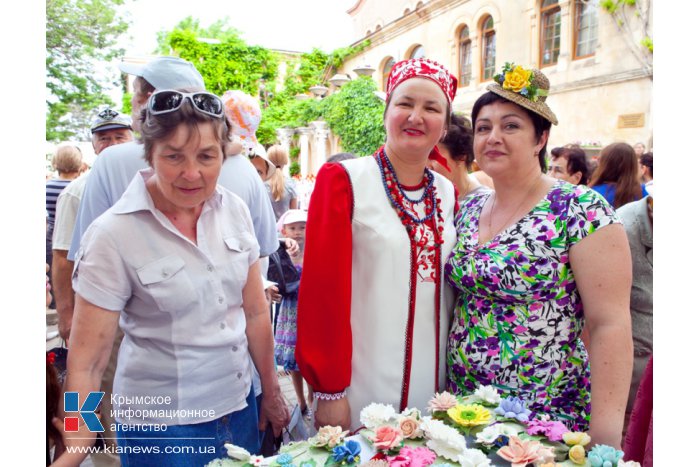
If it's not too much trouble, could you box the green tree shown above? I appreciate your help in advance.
[46,0,130,141]
[600,0,652,75]
[321,77,385,156]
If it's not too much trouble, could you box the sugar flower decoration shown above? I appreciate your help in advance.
[526,418,568,442]
[224,443,251,461]
[494,396,531,422]
[397,415,423,439]
[457,448,492,467]
[421,418,467,462]
[249,455,266,467]
[447,404,492,427]
[309,426,349,449]
[617,462,642,467]
[587,445,624,467]
[359,461,389,467]
[276,453,294,466]
[427,391,458,413]
[395,446,436,467]
[562,432,591,447]
[384,454,410,467]
[568,444,586,465]
[496,436,544,467]
[361,403,398,430]
[472,385,501,406]
[332,440,362,465]
[475,423,521,446]
[371,426,404,451]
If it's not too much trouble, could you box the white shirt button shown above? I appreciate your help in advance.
[220,323,225,330]
[218,296,224,304]
[207,265,214,272]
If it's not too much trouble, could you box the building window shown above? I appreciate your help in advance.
[574,0,598,58]
[383,58,396,91]
[540,0,561,67]
[480,16,496,81]
[409,45,426,59]
[458,26,472,87]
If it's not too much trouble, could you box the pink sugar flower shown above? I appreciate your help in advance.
[497,436,544,467]
[397,446,436,467]
[428,391,458,412]
[526,418,569,442]
[372,426,404,451]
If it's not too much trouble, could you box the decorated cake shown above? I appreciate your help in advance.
[206,386,638,467]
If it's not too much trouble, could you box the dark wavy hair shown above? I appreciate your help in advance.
[640,152,653,178]
[551,146,590,185]
[589,142,641,208]
[139,89,231,166]
[441,113,474,166]
[471,92,552,172]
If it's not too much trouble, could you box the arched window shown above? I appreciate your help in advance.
[409,45,426,59]
[574,0,599,58]
[382,58,396,91]
[480,16,496,81]
[458,26,472,87]
[540,0,561,67]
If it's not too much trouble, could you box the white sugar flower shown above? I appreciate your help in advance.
[224,443,250,461]
[422,418,467,462]
[475,423,520,445]
[473,385,501,406]
[249,455,266,466]
[360,403,398,430]
[400,407,421,419]
[458,448,492,467]
[617,462,642,467]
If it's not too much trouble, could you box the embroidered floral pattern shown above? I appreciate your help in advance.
[445,182,619,430]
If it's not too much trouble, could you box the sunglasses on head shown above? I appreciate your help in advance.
[148,90,224,118]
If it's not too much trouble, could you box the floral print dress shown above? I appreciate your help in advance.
[445,181,620,430]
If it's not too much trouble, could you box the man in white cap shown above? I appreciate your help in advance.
[61,57,282,463]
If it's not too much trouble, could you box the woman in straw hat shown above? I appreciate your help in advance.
[445,63,632,447]
[296,58,458,431]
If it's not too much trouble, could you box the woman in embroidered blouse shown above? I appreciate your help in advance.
[445,64,633,448]
[296,58,458,430]
[62,90,289,465]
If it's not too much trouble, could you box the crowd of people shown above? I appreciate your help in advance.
[45,56,652,466]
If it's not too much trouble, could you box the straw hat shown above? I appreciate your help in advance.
[487,63,558,125]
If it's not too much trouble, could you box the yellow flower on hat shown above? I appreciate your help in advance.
[502,65,533,93]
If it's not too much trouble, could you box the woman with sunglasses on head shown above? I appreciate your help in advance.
[295,59,458,431]
[62,89,289,465]
[445,64,633,448]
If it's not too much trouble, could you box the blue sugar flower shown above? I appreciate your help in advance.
[276,453,294,466]
[332,440,361,465]
[493,434,510,448]
[588,445,624,467]
[494,396,532,422]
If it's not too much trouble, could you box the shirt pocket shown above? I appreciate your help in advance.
[136,255,198,313]
[224,234,256,284]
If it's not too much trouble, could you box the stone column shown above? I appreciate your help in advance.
[276,127,294,152]
[297,127,312,178]
[310,121,330,175]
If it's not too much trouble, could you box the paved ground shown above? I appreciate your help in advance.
[46,308,315,465]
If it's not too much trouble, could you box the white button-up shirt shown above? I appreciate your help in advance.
[73,169,260,425]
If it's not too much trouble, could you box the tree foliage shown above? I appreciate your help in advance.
[320,77,385,156]
[46,0,130,141]
[161,19,278,98]
[600,0,652,75]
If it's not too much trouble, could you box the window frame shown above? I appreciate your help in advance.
[539,0,562,68]
[382,58,396,92]
[480,16,496,83]
[458,25,472,87]
[573,0,598,60]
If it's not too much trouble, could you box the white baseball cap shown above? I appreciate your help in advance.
[277,209,308,232]
[118,56,205,91]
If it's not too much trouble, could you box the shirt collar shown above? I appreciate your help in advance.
[112,168,224,215]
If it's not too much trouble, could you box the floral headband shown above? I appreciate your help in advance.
[385,58,457,104]
[488,62,558,125]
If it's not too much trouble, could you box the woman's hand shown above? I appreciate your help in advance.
[314,397,350,430]
[259,388,291,436]
[283,238,299,256]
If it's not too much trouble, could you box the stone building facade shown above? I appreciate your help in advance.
[337,0,653,151]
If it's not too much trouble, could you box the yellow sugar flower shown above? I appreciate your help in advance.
[562,431,591,447]
[447,404,491,427]
[502,65,532,93]
[568,444,587,465]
